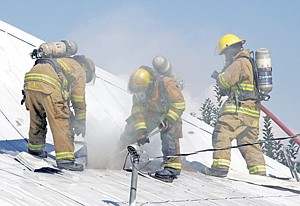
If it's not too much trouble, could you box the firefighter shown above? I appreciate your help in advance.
[118,65,185,180]
[202,34,266,177]
[24,53,95,171]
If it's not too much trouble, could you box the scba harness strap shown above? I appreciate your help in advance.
[233,53,261,101]
[144,66,169,114]
[34,58,70,103]
[35,58,62,76]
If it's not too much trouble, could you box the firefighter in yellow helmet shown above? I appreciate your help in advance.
[119,65,185,181]
[202,34,266,177]
[23,47,95,171]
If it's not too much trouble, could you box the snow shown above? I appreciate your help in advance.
[0,19,299,205]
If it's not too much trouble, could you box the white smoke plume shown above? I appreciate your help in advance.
[65,4,300,168]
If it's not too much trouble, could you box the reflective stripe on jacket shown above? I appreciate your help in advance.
[24,57,87,121]
[131,76,185,132]
[220,103,260,118]
[216,50,260,117]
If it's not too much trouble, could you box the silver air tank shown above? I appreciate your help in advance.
[38,40,78,58]
[255,48,273,97]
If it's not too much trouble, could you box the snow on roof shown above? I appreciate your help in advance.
[0,19,299,205]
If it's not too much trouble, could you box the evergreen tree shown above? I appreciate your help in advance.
[261,115,286,164]
[213,85,223,113]
[261,115,284,160]
[261,115,300,173]
[198,98,216,127]
[261,115,273,157]
[192,85,224,127]
[286,139,300,173]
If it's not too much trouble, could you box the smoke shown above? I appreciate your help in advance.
[66,5,223,169]
[85,113,165,170]
[66,4,300,167]
[67,4,223,99]
[84,114,123,169]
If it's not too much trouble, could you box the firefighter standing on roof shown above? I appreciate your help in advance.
[202,34,266,177]
[23,41,95,171]
[118,57,185,180]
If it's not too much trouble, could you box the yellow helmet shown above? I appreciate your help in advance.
[217,34,246,55]
[128,66,152,93]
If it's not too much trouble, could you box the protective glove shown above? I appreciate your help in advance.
[135,129,149,145]
[72,119,86,137]
[159,117,175,133]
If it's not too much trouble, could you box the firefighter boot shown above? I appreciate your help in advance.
[28,150,48,158]
[201,167,228,177]
[57,161,84,171]
[155,167,181,179]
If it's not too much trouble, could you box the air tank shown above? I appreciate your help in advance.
[255,48,273,96]
[38,40,78,58]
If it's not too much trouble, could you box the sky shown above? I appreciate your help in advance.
[1,0,300,135]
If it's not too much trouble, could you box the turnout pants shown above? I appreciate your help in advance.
[25,89,75,162]
[212,114,266,175]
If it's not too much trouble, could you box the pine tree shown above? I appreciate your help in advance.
[261,115,281,158]
[286,139,300,173]
[261,115,300,173]
[260,115,286,164]
[198,98,216,127]
[193,85,224,127]
[213,85,223,113]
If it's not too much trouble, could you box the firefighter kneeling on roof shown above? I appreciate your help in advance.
[118,63,185,181]
[23,40,95,171]
[201,34,267,177]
